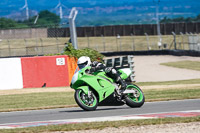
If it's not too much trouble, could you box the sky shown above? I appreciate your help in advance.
[0,0,200,26]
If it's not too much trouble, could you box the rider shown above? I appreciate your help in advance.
[77,56,127,91]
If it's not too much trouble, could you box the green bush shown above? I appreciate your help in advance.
[62,43,104,62]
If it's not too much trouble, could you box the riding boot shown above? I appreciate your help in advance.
[116,76,127,91]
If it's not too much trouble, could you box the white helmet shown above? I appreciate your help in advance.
[77,56,91,69]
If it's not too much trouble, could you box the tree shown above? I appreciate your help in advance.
[160,16,172,23]
[27,10,61,27]
[195,14,200,21]
[160,14,200,23]
[185,17,193,23]
[173,17,184,22]
[0,18,27,29]
[0,10,61,29]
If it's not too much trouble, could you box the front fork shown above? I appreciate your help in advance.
[76,86,92,98]
[114,84,137,102]
[113,83,125,102]
[77,87,94,105]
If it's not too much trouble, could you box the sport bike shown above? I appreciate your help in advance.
[70,66,145,111]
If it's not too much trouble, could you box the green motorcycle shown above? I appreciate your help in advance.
[70,66,145,111]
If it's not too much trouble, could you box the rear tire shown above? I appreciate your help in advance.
[125,84,145,108]
[75,89,98,111]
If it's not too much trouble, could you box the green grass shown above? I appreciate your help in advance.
[144,87,200,102]
[0,92,76,112]
[1,86,200,112]
[1,116,200,133]
[137,78,200,86]
[161,61,200,71]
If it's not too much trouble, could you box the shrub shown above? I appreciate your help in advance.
[62,43,104,62]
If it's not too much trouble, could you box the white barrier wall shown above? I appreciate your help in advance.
[0,58,23,90]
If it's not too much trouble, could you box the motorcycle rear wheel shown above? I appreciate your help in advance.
[125,84,145,108]
[75,89,98,111]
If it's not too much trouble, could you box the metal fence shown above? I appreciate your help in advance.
[0,28,67,57]
[188,34,200,51]
[77,33,199,52]
[0,27,199,58]
[47,22,200,37]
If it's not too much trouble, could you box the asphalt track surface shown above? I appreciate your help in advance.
[0,99,200,125]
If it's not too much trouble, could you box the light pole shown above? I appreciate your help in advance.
[154,0,162,49]
[69,7,78,49]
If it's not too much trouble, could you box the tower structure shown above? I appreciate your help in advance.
[21,0,29,20]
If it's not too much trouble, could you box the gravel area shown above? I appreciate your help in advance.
[64,122,200,133]
[133,55,200,82]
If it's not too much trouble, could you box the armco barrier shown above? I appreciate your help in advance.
[0,55,77,90]
[0,55,137,90]
[104,55,135,82]
[101,50,200,57]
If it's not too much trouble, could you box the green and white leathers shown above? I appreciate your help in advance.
[71,66,145,111]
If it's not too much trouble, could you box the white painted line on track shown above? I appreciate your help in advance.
[123,110,200,116]
[144,98,200,104]
[0,126,14,129]
[0,116,154,129]
[1,110,200,129]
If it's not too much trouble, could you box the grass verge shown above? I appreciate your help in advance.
[1,116,200,133]
[160,60,200,71]
[0,92,76,112]
[0,86,200,112]
[144,86,200,102]
[137,78,200,86]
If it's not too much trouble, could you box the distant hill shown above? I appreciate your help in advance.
[0,0,200,26]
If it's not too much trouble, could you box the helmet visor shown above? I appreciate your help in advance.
[78,61,88,69]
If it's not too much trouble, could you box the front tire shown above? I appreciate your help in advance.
[75,89,98,111]
[125,84,145,108]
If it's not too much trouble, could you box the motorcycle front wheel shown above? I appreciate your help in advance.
[125,84,145,108]
[75,89,98,111]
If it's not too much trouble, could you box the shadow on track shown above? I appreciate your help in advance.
[60,106,130,113]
